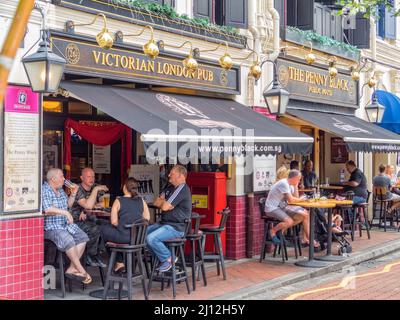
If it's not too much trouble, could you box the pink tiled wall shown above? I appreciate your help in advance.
[0,217,44,300]
[226,196,247,260]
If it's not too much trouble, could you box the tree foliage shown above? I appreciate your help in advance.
[337,0,398,18]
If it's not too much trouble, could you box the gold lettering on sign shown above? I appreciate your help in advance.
[90,50,214,83]
[287,65,350,97]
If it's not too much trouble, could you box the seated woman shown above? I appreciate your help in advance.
[100,177,150,272]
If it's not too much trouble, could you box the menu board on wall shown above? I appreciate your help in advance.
[3,86,40,214]
[253,155,276,192]
[331,137,349,164]
[129,165,160,203]
[92,145,111,174]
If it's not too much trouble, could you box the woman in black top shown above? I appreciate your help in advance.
[100,177,150,272]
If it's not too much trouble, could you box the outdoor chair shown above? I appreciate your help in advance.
[102,219,149,300]
[199,208,230,280]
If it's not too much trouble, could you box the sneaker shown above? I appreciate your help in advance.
[157,261,172,272]
[86,255,100,267]
[94,256,107,268]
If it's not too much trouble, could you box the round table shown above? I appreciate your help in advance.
[291,200,336,268]
[314,199,353,262]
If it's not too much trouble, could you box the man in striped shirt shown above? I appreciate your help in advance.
[147,165,192,272]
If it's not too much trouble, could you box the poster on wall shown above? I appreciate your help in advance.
[253,155,276,192]
[3,86,40,214]
[92,145,111,174]
[129,165,159,203]
[331,137,349,164]
[43,145,58,176]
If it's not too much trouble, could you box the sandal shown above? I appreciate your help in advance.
[65,272,86,282]
[114,263,126,274]
[82,274,92,285]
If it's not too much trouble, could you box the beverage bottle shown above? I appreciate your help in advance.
[340,169,345,183]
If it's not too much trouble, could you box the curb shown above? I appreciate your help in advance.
[212,238,400,300]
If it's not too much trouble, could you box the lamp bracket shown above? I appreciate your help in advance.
[65,20,75,34]
[115,30,124,43]
[157,40,165,52]
[192,48,200,59]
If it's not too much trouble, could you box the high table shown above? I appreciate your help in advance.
[291,200,336,268]
[319,185,344,197]
[314,199,353,262]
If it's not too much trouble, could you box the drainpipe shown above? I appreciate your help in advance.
[245,0,259,259]
[248,0,260,60]
[266,0,280,62]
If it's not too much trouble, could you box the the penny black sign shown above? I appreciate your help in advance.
[277,59,358,109]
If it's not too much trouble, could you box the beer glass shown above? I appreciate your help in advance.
[64,179,75,189]
[102,193,110,208]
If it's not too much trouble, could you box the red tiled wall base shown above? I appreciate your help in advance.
[226,196,247,260]
[0,217,44,300]
[251,194,265,256]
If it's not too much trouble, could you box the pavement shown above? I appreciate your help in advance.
[44,227,400,300]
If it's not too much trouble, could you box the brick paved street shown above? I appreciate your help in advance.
[281,251,400,300]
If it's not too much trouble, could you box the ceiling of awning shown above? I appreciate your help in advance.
[288,109,400,153]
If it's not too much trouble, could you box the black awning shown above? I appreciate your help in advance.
[288,109,400,153]
[61,81,313,158]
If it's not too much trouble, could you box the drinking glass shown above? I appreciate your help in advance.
[325,177,330,187]
[64,179,75,189]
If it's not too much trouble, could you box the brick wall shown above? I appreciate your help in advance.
[226,196,247,260]
[251,194,265,256]
[0,217,44,300]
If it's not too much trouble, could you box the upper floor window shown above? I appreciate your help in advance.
[275,0,371,49]
[193,0,248,29]
[377,0,396,39]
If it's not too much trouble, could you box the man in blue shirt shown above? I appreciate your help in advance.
[147,165,192,272]
[42,168,91,284]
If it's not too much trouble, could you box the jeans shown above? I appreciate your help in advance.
[353,196,366,205]
[146,223,184,263]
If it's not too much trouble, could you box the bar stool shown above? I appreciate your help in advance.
[352,190,371,240]
[185,213,207,291]
[258,198,302,263]
[337,191,356,240]
[148,219,191,299]
[44,239,67,298]
[374,187,396,232]
[102,219,148,300]
[200,208,230,280]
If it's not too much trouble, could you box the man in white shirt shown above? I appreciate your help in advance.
[265,170,312,246]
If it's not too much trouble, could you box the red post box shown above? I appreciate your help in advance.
[187,172,227,254]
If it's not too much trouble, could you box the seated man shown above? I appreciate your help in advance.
[147,165,192,272]
[71,167,109,267]
[264,169,314,247]
[373,164,400,214]
[301,160,317,189]
[343,160,368,204]
[42,168,92,284]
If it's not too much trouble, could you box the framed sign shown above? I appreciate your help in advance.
[3,86,41,215]
[331,137,349,163]
[92,145,111,174]
[129,165,160,203]
[253,155,276,192]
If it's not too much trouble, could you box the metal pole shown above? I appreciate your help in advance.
[0,0,35,102]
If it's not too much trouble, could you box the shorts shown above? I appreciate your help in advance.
[45,227,89,252]
[265,206,304,221]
